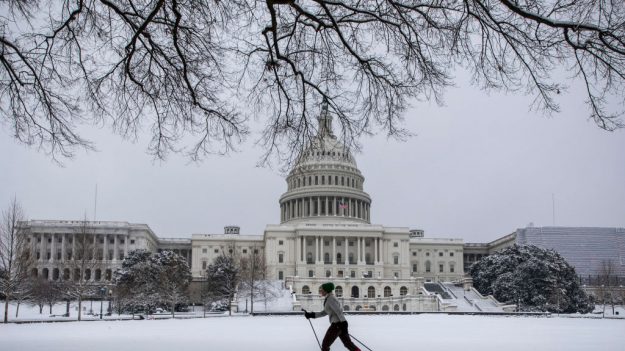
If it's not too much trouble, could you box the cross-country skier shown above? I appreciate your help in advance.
[304,282,361,351]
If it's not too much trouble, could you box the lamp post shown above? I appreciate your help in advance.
[99,287,106,319]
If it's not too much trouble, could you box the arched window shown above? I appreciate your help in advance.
[278,271,284,280]
[336,253,342,264]
[344,305,350,311]
[425,260,431,273]
[324,252,330,263]
[341,176,345,185]
[403,304,407,311]
[307,252,313,264]
[74,268,80,281]
[308,176,312,185]
[105,269,112,281]
[95,269,102,281]
[352,178,355,187]
[400,286,408,296]
[31,268,38,277]
[42,268,49,279]
[326,270,331,277]
[384,286,392,297]
[335,176,338,184]
[335,286,343,297]
[394,304,400,311]
[53,268,59,281]
[382,305,389,311]
[321,176,325,185]
[367,286,375,298]
[355,305,362,311]
[302,285,310,294]
[348,253,354,264]
[85,269,91,281]
[315,176,318,185]
[351,286,359,298]
[365,253,371,264]
[449,263,455,273]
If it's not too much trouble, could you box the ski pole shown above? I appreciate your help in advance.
[349,333,373,351]
[302,309,322,350]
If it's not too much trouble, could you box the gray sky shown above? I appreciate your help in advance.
[1,73,624,243]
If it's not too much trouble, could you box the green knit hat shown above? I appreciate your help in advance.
[321,282,335,293]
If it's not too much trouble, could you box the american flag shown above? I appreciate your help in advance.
[339,202,348,209]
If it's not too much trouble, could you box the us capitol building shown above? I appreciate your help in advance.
[20,101,623,312]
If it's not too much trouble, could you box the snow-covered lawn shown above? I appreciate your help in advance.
[2,313,623,351]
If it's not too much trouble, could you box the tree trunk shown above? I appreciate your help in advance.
[3,295,9,323]
[39,304,43,314]
[49,302,53,314]
[15,302,20,318]
[171,301,175,318]
[78,296,82,321]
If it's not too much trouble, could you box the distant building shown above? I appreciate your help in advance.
[463,227,625,282]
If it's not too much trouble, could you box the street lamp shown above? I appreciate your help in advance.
[99,287,107,319]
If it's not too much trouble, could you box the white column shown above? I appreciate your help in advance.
[39,234,45,262]
[344,237,348,265]
[114,235,119,261]
[332,237,336,264]
[315,236,319,263]
[357,237,361,263]
[317,197,321,216]
[374,237,378,263]
[103,234,108,261]
[61,234,66,262]
[325,197,329,216]
[50,234,56,262]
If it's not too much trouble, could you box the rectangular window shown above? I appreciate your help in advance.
[57,237,62,243]
[278,271,284,280]
[393,242,398,247]
[202,261,207,270]
[350,271,356,278]
[309,270,314,278]
[130,239,135,244]
[394,256,399,264]
[394,272,399,278]
[243,249,248,254]
[214,249,219,253]
[57,252,62,260]
[324,241,329,246]
[439,252,443,257]
[439,264,444,273]
[348,241,354,247]
[120,239,125,244]
[450,266,455,273]
[412,264,417,272]
[412,252,416,256]
[278,253,284,263]
[279,240,284,245]
[202,248,207,253]
[450,252,454,257]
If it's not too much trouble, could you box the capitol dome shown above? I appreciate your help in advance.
[279,99,372,224]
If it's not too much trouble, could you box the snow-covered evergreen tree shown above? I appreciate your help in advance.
[152,251,191,317]
[114,249,191,316]
[205,255,239,315]
[470,245,592,313]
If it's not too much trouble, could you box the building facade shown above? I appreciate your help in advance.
[20,101,468,311]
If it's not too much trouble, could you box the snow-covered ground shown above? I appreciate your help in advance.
[1,305,623,351]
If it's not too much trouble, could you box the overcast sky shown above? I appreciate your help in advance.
[1,71,624,243]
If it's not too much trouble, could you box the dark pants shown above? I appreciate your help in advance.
[321,321,360,351]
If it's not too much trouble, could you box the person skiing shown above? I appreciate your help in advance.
[304,282,361,351]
